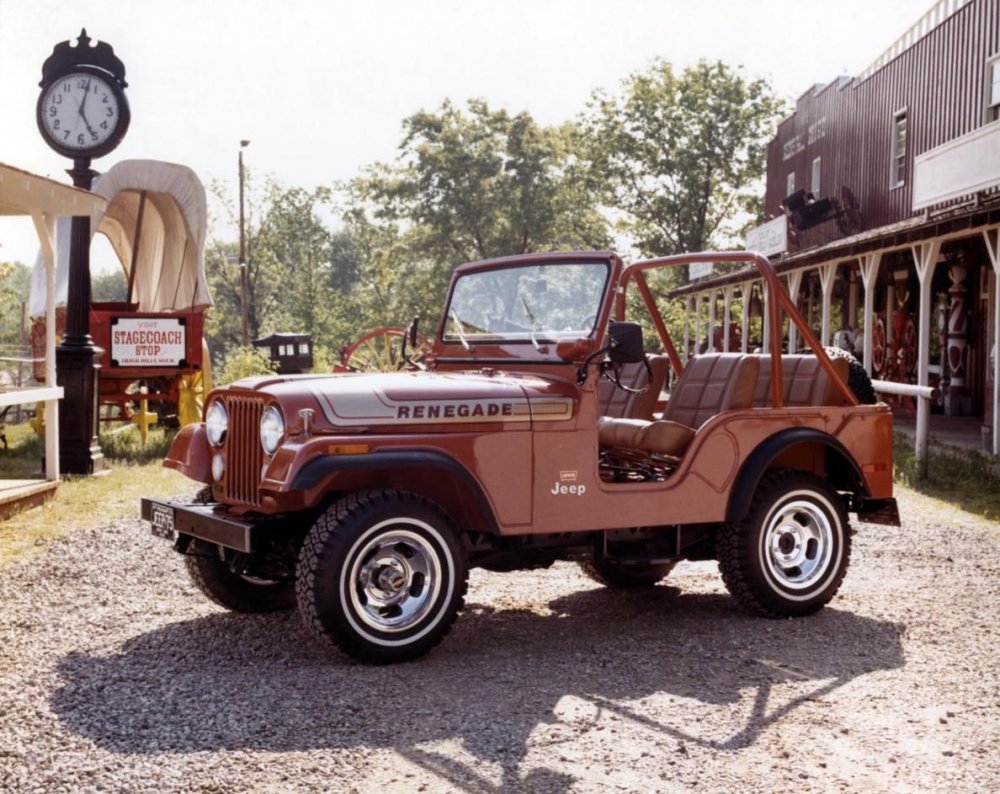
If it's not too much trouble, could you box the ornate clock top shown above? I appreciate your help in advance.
[39,28,127,88]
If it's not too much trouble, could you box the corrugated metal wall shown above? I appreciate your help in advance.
[764,0,1000,248]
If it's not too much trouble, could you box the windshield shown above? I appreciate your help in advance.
[443,262,609,345]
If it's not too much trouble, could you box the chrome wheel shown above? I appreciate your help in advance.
[718,470,851,617]
[297,491,468,663]
[760,498,834,590]
[346,523,443,633]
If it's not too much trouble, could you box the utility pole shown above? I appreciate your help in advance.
[238,139,250,347]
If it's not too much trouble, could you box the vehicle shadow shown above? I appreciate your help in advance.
[51,584,904,791]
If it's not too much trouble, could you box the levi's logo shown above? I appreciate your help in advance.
[551,470,586,496]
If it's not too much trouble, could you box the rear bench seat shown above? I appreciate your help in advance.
[752,354,850,408]
[598,353,759,458]
[597,352,851,460]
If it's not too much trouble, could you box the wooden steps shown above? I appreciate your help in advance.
[0,479,59,520]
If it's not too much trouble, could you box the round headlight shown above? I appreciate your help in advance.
[260,405,285,455]
[205,401,228,447]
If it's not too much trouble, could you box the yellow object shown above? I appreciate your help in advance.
[176,340,212,427]
[30,402,45,439]
[131,390,157,444]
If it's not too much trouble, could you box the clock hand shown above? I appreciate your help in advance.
[79,79,91,117]
[76,82,99,138]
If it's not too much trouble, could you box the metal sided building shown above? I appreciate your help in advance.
[674,0,1000,456]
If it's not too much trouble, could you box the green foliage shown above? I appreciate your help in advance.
[217,345,277,385]
[0,261,31,350]
[91,268,128,302]
[324,99,612,354]
[363,99,610,261]
[0,421,177,479]
[582,59,785,257]
[98,425,175,463]
[0,422,43,479]
[894,432,1000,520]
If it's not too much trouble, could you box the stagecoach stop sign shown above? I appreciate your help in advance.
[37,30,131,474]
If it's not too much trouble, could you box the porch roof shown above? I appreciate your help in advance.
[670,198,1000,297]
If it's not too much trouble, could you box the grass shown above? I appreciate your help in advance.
[0,422,192,566]
[893,432,1000,521]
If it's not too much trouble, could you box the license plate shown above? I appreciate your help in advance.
[150,503,176,540]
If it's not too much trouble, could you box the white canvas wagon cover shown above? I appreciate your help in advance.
[30,158,212,317]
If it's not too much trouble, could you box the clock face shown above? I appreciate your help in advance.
[38,71,123,154]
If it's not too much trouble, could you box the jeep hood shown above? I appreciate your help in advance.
[232,371,575,430]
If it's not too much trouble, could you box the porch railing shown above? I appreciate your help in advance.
[872,380,939,479]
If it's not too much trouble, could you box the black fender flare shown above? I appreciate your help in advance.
[725,428,868,524]
[290,449,501,535]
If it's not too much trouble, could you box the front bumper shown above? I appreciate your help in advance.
[141,498,259,552]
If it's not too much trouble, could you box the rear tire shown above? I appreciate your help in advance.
[718,470,851,617]
[296,490,468,664]
[185,540,296,613]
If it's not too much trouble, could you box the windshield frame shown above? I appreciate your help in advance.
[435,251,624,360]
[439,257,613,351]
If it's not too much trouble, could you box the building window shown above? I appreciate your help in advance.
[989,58,1000,122]
[811,157,821,195]
[891,110,907,188]
[786,171,795,196]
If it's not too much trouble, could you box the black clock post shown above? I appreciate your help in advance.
[37,30,131,474]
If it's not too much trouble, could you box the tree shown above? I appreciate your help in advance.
[582,59,784,259]
[205,175,348,364]
[339,99,612,345]
[0,261,31,350]
[355,99,610,263]
[91,268,127,302]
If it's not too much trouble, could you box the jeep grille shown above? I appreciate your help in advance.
[222,395,265,507]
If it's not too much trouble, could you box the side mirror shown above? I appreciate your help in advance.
[608,321,644,363]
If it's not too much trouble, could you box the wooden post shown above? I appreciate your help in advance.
[740,281,752,353]
[859,253,882,374]
[786,270,803,353]
[983,227,1000,457]
[819,262,838,347]
[912,240,941,479]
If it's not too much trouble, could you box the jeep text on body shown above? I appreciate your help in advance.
[142,251,898,663]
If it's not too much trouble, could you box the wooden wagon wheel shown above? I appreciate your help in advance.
[871,317,887,378]
[176,340,213,427]
[339,327,432,372]
[901,317,917,377]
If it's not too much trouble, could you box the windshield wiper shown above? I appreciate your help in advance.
[449,309,471,351]
[520,296,542,351]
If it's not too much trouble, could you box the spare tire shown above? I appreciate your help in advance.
[824,346,878,404]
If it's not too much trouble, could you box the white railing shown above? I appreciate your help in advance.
[857,0,971,82]
[872,380,939,479]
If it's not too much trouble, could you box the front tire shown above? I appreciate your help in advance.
[185,540,296,612]
[718,471,851,617]
[296,490,468,664]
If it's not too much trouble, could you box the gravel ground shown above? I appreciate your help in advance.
[1,486,998,793]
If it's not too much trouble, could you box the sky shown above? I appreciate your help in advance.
[0,0,938,268]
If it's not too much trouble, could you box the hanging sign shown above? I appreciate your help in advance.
[110,317,186,367]
[746,215,788,257]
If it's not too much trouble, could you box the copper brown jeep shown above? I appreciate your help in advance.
[142,251,898,663]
